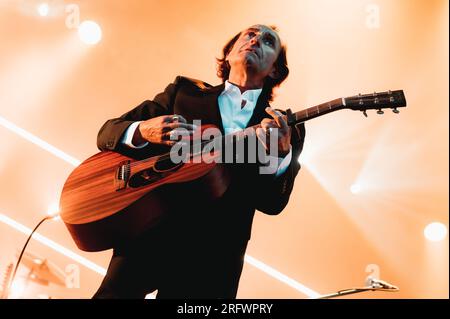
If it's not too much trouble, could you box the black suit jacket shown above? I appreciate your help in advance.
[97,76,305,248]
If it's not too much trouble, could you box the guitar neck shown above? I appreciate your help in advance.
[249,89,406,129]
[141,90,406,161]
[240,98,345,134]
[289,98,345,124]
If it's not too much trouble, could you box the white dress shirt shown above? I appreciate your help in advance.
[122,80,292,176]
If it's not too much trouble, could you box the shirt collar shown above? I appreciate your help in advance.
[223,80,263,103]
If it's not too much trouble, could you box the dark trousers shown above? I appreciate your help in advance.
[92,237,248,299]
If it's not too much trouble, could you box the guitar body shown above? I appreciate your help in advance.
[60,147,230,252]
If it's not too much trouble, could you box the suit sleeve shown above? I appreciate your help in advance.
[96,76,181,158]
[254,122,306,215]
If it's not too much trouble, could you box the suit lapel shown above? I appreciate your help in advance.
[201,83,226,134]
[246,94,270,128]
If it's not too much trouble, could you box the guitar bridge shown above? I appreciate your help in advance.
[114,161,131,191]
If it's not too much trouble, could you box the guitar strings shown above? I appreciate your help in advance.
[127,126,259,169]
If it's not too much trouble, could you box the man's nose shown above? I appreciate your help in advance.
[249,36,261,47]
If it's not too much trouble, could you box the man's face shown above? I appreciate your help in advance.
[226,25,282,81]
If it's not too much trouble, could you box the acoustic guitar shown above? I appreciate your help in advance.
[60,90,406,251]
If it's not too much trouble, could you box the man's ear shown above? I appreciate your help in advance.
[225,53,231,65]
[268,66,280,80]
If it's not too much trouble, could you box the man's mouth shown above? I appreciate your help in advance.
[243,48,259,58]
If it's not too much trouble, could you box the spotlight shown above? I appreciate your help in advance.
[424,222,448,242]
[47,202,60,220]
[37,3,49,17]
[350,183,361,194]
[9,278,26,298]
[78,20,102,45]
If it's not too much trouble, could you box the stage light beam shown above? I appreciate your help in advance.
[0,116,81,167]
[244,255,320,298]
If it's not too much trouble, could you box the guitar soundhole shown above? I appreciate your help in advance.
[153,156,183,173]
[128,169,160,187]
[128,157,183,188]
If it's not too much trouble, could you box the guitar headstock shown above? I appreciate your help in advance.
[344,90,407,116]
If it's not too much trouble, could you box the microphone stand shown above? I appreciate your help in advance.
[3,216,53,299]
[313,286,399,299]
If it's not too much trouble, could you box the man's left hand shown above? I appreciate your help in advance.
[256,107,292,157]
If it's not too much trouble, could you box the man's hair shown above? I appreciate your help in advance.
[216,25,289,102]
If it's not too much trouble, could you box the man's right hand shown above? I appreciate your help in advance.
[132,114,197,146]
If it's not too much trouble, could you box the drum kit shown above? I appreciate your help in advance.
[1,251,67,299]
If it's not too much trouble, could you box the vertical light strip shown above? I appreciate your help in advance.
[0,116,81,167]
[0,118,319,296]
[245,255,320,298]
[0,214,106,276]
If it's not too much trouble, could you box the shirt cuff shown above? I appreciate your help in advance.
[122,121,149,149]
[266,145,292,177]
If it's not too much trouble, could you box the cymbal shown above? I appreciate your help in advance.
[17,251,66,287]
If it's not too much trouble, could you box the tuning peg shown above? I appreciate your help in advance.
[392,108,400,114]
[362,110,368,117]
[377,109,384,115]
